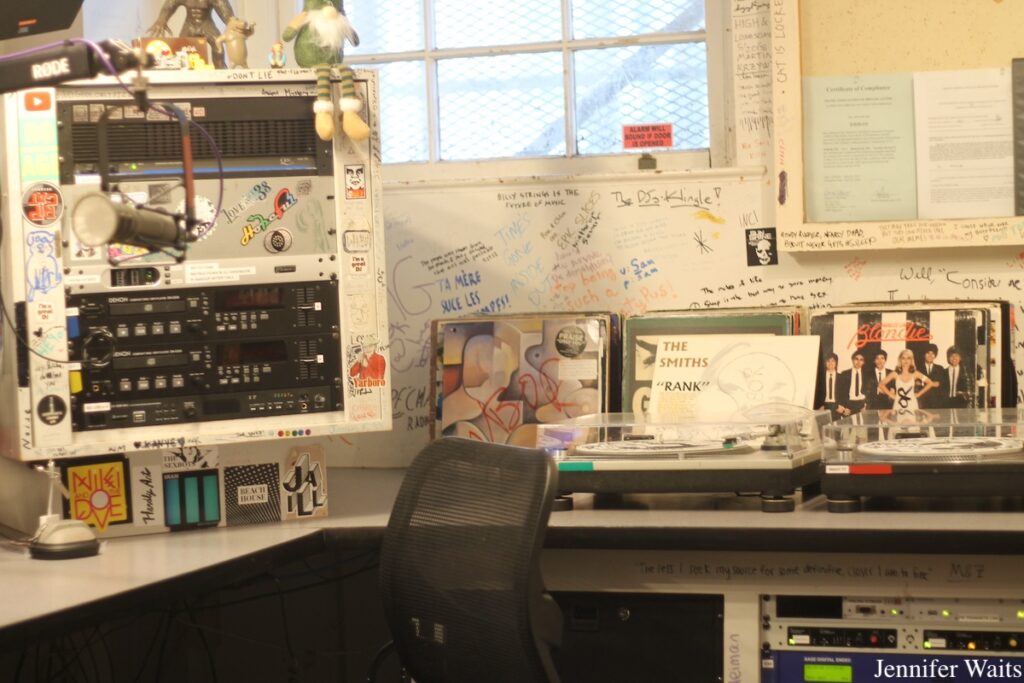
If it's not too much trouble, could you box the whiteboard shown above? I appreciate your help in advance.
[322,168,1024,468]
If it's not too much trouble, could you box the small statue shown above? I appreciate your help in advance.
[268,41,287,69]
[215,17,255,69]
[147,0,237,69]
[282,0,369,143]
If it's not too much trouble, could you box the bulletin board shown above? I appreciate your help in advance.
[325,169,1024,468]
[772,0,1024,251]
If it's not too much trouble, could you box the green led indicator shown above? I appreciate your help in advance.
[941,610,951,618]
[803,663,853,682]
[890,609,899,615]
[788,638,795,646]
[130,163,138,170]
[1016,610,1024,620]
[924,641,932,649]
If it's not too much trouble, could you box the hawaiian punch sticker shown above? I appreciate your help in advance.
[240,188,298,246]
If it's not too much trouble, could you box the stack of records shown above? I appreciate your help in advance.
[430,313,619,446]
[810,301,1015,417]
[622,306,806,417]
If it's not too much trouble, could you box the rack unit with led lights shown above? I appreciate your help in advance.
[762,595,1024,683]
[0,69,390,463]
[0,69,389,462]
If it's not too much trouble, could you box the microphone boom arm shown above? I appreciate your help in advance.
[0,39,148,95]
[95,102,198,256]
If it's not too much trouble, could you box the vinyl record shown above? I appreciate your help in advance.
[855,436,1024,462]
[572,439,755,460]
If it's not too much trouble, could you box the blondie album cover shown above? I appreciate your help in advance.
[810,306,988,416]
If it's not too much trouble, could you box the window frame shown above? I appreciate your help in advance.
[92,1,735,182]
[346,0,732,181]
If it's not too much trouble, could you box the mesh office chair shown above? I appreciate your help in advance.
[378,437,563,683]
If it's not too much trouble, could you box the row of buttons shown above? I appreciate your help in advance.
[253,401,296,411]
[115,321,183,337]
[215,323,259,332]
[215,312,271,322]
[218,365,271,375]
[131,405,183,424]
[118,375,186,392]
[218,376,262,385]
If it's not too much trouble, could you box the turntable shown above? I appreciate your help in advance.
[822,408,1024,512]
[540,404,824,512]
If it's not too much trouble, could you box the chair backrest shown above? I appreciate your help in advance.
[379,437,562,683]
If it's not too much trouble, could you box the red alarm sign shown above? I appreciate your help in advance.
[22,182,63,227]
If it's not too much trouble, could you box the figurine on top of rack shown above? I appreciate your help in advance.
[268,41,287,69]
[216,16,256,69]
[282,0,370,143]
[147,0,237,69]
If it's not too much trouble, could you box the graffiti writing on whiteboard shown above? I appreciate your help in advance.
[388,255,433,321]
[388,320,432,373]
[611,185,722,210]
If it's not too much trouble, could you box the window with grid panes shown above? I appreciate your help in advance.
[342,0,716,165]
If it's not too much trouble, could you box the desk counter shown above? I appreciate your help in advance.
[6,469,1024,636]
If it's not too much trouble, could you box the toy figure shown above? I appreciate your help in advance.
[282,0,369,143]
[215,17,255,69]
[147,0,237,69]
[268,41,287,68]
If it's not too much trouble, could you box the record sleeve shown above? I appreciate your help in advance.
[811,304,992,413]
[622,307,803,418]
[430,313,617,445]
[816,300,1015,409]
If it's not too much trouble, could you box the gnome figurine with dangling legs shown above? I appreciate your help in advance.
[282,0,369,142]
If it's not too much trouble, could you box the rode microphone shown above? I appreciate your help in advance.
[0,40,152,95]
[71,193,187,250]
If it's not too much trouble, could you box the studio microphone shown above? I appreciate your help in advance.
[71,193,186,249]
[0,40,153,97]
